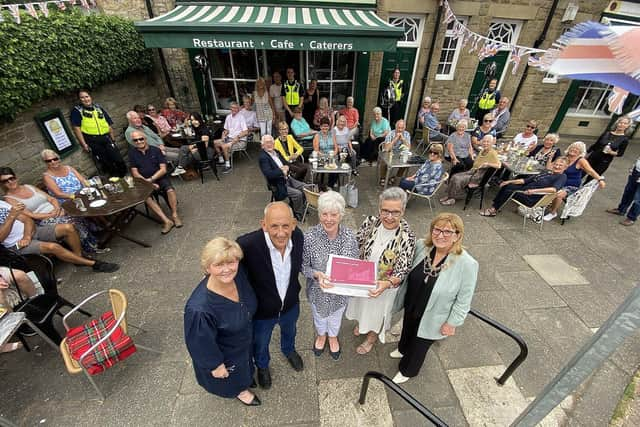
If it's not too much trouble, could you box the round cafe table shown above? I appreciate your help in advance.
[62,178,159,248]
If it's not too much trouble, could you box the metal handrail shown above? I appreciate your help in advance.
[358,371,448,427]
[469,309,529,385]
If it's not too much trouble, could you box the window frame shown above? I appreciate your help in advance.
[435,16,469,81]
[566,81,614,118]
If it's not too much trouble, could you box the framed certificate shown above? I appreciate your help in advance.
[34,109,79,159]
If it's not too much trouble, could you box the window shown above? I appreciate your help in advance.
[436,17,468,80]
[207,49,261,112]
[389,16,421,43]
[306,51,355,109]
[486,20,521,45]
[568,81,614,117]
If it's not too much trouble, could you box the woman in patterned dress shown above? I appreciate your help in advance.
[302,191,358,360]
[345,187,416,355]
[41,149,90,204]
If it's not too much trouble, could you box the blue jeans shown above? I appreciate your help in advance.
[253,303,299,369]
[617,169,640,221]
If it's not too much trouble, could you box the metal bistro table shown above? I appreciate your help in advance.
[501,155,545,178]
[0,311,59,352]
[62,178,159,248]
[166,119,224,147]
[378,151,424,190]
[310,163,353,187]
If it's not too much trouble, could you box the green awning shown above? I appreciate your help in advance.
[135,4,403,51]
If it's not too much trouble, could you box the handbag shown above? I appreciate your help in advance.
[346,183,359,208]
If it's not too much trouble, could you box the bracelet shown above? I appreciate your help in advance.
[598,178,605,182]
[387,279,395,288]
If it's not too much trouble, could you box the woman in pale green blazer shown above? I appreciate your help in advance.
[390,213,478,384]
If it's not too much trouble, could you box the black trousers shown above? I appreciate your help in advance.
[85,134,127,177]
[398,309,436,377]
[361,136,385,162]
[449,156,474,177]
[389,103,402,128]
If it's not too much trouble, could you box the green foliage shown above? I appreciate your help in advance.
[0,8,153,121]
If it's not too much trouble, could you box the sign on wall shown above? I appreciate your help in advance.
[34,109,78,158]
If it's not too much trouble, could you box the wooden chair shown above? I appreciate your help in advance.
[508,191,558,231]
[59,289,161,401]
[301,186,320,223]
[406,172,449,214]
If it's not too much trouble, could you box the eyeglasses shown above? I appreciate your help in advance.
[147,108,155,112]
[432,227,458,237]
[0,176,16,184]
[44,157,59,163]
[380,209,403,218]
[132,137,146,142]
[526,125,536,129]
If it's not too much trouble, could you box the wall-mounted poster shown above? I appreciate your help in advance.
[34,109,78,158]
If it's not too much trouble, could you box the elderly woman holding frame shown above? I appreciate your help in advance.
[302,191,359,360]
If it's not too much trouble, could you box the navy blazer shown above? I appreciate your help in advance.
[237,227,304,320]
[259,149,288,201]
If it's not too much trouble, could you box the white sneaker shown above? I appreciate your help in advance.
[543,212,557,222]
[171,166,187,176]
[392,372,410,384]
[389,349,403,359]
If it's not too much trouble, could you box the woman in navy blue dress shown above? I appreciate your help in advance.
[184,237,260,406]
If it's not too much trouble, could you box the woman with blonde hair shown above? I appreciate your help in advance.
[161,97,188,128]
[390,213,478,383]
[253,77,275,136]
[184,237,260,406]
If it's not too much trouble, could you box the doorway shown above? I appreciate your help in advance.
[266,50,302,81]
[467,51,509,118]
[377,47,418,122]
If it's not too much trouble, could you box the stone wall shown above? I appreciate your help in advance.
[0,73,167,184]
[364,0,610,138]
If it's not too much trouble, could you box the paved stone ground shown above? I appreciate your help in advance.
[1,138,639,427]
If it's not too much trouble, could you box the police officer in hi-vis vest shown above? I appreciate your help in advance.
[475,78,501,123]
[388,68,404,128]
[71,90,127,177]
[281,68,304,124]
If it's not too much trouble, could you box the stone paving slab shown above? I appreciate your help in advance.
[523,255,590,286]
[552,284,619,328]
[318,378,392,427]
[495,270,567,310]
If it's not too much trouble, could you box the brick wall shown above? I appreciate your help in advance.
[0,73,167,184]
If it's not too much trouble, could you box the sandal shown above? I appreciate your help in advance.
[356,339,375,355]
[161,221,175,235]
[441,198,455,206]
[379,178,385,186]
[479,208,497,217]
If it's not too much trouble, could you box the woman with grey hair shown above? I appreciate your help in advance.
[361,106,391,165]
[346,187,416,354]
[302,191,359,360]
[339,96,360,140]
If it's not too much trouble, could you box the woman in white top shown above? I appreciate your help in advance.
[512,120,538,151]
[346,188,416,355]
[253,77,275,137]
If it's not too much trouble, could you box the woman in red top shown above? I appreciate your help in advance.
[161,97,188,129]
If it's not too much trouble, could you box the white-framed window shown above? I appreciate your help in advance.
[567,81,614,117]
[208,49,261,112]
[436,17,468,80]
[486,19,522,46]
[389,16,423,47]
[306,51,356,109]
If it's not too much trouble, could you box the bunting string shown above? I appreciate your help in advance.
[0,0,95,23]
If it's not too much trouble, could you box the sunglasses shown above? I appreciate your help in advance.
[132,137,146,142]
[147,108,156,112]
[429,151,439,155]
[0,176,16,184]
[526,125,536,129]
[483,119,492,122]
[45,157,59,163]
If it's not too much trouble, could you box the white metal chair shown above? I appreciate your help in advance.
[560,179,599,225]
[230,134,252,169]
[508,191,558,231]
[406,172,449,214]
[59,289,161,401]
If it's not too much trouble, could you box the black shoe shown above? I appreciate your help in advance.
[222,166,232,174]
[92,260,119,273]
[250,379,257,388]
[329,349,341,361]
[352,170,359,176]
[257,367,272,389]
[237,393,262,406]
[286,351,304,371]
[313,340,325,357]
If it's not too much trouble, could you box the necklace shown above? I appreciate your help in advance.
[423,250,448,280]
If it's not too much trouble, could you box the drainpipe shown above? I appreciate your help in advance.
[144,0,176,98]
[414,2,442,130]
[510,0,560,112]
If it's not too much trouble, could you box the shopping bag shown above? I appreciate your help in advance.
[346,183,359,208]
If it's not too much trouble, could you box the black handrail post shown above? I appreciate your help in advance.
[358,374,371,405]
[359,371,449,427]
[468,309,529,385]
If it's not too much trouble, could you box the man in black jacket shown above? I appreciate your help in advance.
[237,202,304,389]
[258,135,305,220]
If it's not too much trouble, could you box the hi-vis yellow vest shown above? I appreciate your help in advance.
[478,90,497,110]
[390,80,403,101]
[284,81,301,106]
[78,106,110,136]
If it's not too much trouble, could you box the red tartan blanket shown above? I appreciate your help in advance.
[66,310,137,375]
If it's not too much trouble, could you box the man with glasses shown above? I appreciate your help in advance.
[0,196,119,272]
[423,102,446,142]
[128,131,183,234]
[491,97,511,139]
[71,90,127,177]
[124,111,181,165]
